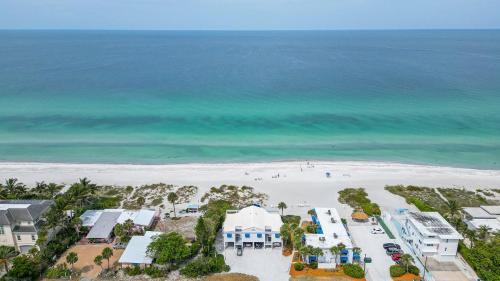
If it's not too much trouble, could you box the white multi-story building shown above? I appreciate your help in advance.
[0,200,53,253]
[400,211,462,262]
[304,207,353,268]
[223,205,283,248]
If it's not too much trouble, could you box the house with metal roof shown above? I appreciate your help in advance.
[81,209,158,242]
[0,200,53,253]
[118,231,163,267]
[462,205,500,232]
[223,205,283,249]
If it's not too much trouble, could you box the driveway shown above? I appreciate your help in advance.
[222,247,291,281]
[348,222,411,281]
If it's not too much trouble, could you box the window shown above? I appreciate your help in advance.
[226,233,232,238]
[257,233,262,238]
[0,226,4,235]
[244,233,250,238]
[31,235,36,241]
[275,233,280,239]
[16,235,21,241]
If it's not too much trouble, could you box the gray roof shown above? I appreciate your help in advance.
[0,200,53,224]
[13,225,37,233]
[86,212,120,239]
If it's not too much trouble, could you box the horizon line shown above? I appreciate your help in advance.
[1,27,500,32]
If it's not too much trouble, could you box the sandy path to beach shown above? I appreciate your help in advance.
[1,161,499,218]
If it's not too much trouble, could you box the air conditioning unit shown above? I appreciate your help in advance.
[333,233,338,239]
[331,217,336,223]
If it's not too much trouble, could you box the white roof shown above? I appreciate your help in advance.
[469,219,500,232]
[480,205,500,215]
[118,231,163,264]
[304,207,352,249]
[0,204,31,210]
[80,209,156,227]
[80,210,103,227]
[463,207,496,219]
[223,205,282,232]
[134,209,156,226]
[407,212,463,240]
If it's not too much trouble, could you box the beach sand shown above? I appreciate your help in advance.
[1,161,499,218]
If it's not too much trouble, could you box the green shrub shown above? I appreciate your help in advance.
[406,197,436,212]
[294,262,304,271]
[144,266,167,277]
[343,263,365,278]
[124,266,143,276]
[180,254,230,277]
[309,261,318,269]
[306,224,316,233]
[282,215,301,225]
[45,264,71,279]
[389,265,406,277]
[408,265,420,275]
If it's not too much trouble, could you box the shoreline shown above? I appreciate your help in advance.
[2,159,500,221]
[1,159,500,172]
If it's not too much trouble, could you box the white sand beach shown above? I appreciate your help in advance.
[1,161,500,218]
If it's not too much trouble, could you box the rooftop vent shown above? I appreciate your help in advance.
[319,237,326,241]
[333,233,338,239]
[331,217,336,223]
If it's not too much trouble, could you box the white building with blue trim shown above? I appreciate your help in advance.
[223,205,283,248]
[304,207,354,268]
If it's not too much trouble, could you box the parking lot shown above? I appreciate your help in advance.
[349,222,411,281]
[223,247,291,281]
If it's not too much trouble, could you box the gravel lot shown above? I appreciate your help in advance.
[223,247,291,281]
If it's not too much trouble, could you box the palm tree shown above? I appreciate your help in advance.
[477,225,491,241]
[47,182,63,198]
[399,253,414,273]
[102,247,113,270]
[66,252,78,272]
[34,181,47,194]
[280,224,291,249]
[445,200,461,227]
[464,229,477,248]
[4,178,26,197]
[0,246,18,273]
[94,255,103,271]
[352,247,362,263]
[167,192,179,218]
[278,202,287,216]
[330,246,340,265]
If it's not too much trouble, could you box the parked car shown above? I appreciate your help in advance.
[383,243,400,249]
[386,247,402,255]
[113,241,127,249]
[391,253,401,261]
[371,227,385,234]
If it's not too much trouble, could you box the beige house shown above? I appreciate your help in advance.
[0,200,53,253]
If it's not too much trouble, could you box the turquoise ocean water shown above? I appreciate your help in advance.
[0,30,499,169]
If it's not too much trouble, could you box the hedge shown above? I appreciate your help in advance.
[294,262,304,271]
[389,265,405,277]
[343,263,365,278]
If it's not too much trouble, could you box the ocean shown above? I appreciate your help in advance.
[0,30,499,169]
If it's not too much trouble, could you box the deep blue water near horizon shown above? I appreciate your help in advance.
[1,30,500,169]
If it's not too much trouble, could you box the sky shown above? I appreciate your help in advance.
[0,0,499,30]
